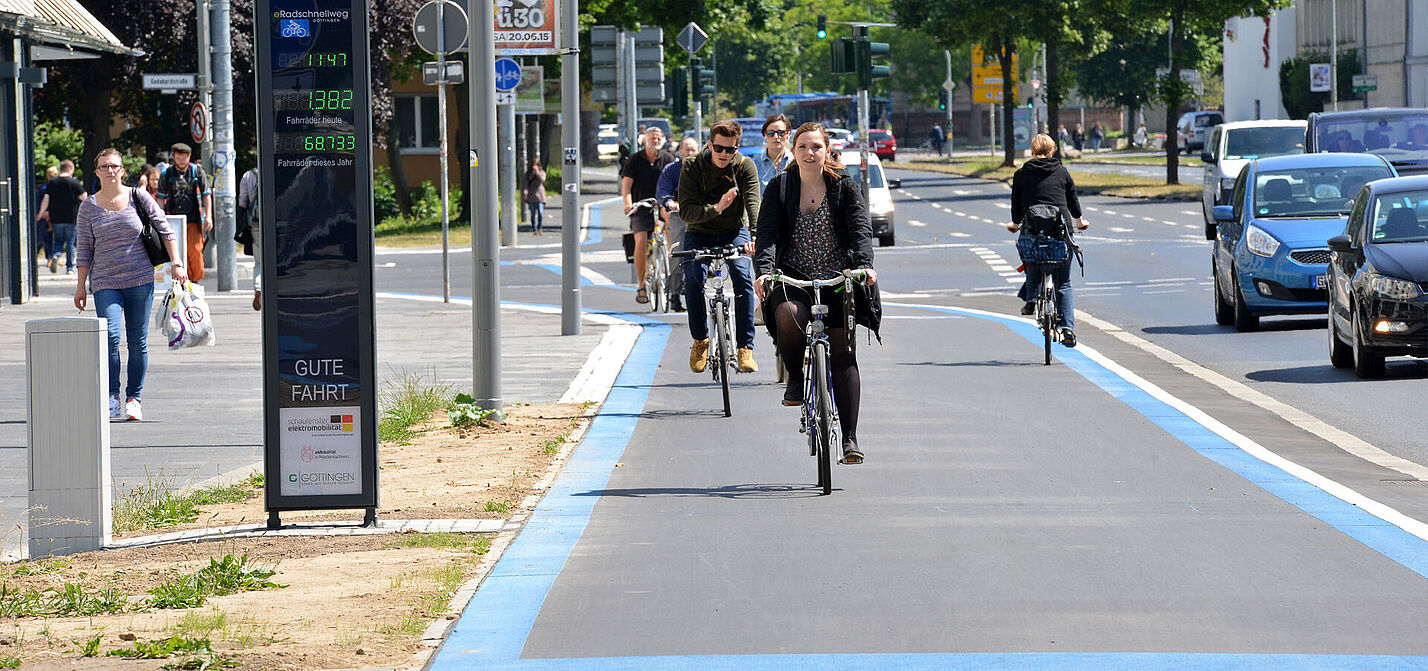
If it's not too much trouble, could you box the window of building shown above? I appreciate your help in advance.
[395,95,441,152]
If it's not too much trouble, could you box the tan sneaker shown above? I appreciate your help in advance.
[736,347,758,373]
[690,339,709,373]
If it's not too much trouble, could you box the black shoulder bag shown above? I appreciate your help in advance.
[132,188,169,266]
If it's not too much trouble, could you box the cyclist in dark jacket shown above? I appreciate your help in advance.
[1007,134,1088,345]
[754,122,878,464]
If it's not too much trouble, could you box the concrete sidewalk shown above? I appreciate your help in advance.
[0,283,615,561]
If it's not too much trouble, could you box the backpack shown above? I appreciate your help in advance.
[164,164,201,215]
[1022,203,1066,239]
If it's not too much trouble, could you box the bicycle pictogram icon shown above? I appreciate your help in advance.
[281,19,309,38]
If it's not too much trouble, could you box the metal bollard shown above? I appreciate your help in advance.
[25,317,112,558]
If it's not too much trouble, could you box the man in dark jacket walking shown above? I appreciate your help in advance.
[676,119,762,374]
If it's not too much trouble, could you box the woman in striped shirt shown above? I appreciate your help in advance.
[74,148,187,422]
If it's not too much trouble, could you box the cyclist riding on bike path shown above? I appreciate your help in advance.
[621,127,676,306]
[676,119,762,374]
[1007,133,1090,346]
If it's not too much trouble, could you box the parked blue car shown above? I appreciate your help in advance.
[1212,152,1396,331]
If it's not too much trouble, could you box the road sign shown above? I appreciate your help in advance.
[1310,63,1331,92]
[973,87,1017,104]
[971,44,1018,69]
[1352,74,1377,93]
[494,0,559,55]
[494,58,521,92]
[677,22,707,55]
[942,80,955,91]
[496,91,515,105]
[143,73,196,91]
[972,65,1004,87]
[189,102,208,144]
[422,60,465,85]
[514,65,543,113]
[413,0,467,55]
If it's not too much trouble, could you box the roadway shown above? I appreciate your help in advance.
[424,165,1428,669]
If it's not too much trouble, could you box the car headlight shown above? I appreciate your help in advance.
[1244,224,1281,258]
[1368,273,1423,300]
[870,197,893,216]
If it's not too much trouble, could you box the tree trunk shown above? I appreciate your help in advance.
[1046,42,1061,159]
[386,121,412,217]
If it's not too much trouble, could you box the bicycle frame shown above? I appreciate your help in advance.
[673,244,744,417]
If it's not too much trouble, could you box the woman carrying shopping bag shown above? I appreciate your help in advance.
[74,148,186,422]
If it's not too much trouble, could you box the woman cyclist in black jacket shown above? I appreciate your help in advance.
[1007,134,1089,346]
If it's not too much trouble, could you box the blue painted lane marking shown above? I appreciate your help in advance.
[909,304,1428,580]
[430,307,669,668]
[423,297,1428,670]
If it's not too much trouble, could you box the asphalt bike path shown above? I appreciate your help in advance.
[430,195,1428,669]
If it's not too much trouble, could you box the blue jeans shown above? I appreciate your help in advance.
[527,201,544,232]
[682,228,755,349]
[35,220,53,259]
[51,223,75,271]
[1018,262,1074,330]
[95,282,155,401]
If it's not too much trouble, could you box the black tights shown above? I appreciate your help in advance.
[773,301,860,441]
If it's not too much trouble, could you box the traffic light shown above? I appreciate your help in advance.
[830,37,855,74]
[690,58,715,99]
[816,14,827,39]
[938,90,947,110]
[854,27,889,89]
[672,67,688,117]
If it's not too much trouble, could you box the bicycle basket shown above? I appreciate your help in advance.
[1017,234,1069,264]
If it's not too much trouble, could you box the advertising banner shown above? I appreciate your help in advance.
[495,0,560,55]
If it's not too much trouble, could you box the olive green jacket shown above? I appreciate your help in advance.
[675,148,761,236]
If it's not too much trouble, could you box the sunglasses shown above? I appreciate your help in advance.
[710,143,739,154]
[764,130,789,138]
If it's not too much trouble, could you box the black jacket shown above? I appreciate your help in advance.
[1010,157,1082,227]
[755,169,880,337]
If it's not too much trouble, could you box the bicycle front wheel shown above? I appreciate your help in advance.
[812,342,832,495]
[1041,273,1056,366]
[646,243,664,313]
[713,298,732,417]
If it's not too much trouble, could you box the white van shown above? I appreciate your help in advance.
[1200,119,1307,238]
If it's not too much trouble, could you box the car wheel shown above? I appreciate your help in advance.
[1232,274,1259,332]
[1351,310,1386,378]
[1327,307,1353,368]
[1213,265,1233,326]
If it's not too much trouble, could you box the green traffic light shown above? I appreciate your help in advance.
[816,14,827,39]
[817,28,826,39]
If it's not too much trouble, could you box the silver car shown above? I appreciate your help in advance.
[1200,120,1307,238]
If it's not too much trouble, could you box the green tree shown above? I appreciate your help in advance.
[1278,50,1362,120]
[1072,29,1216,138]
[32,122,86,181]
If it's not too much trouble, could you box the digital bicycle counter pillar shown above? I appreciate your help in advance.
[255,0,379,527]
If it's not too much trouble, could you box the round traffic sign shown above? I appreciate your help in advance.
[494,58,521,92]
[413,0,468,55]
[189,102,208,145]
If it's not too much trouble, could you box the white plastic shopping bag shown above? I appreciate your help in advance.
[155,280,216,349]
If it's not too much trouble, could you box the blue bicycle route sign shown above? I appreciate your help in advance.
[494,57,521,92]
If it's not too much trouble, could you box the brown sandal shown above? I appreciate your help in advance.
[635,288,649,304]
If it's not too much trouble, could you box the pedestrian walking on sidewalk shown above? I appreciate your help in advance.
[74,148,187,422]
[34,166,57,267]
[236,166,261,310]
[524,159,547,235]
[929,124,945,157]
[157,142,211,282]
[36,160,87,275]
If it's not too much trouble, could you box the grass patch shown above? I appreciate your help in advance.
[149,553,284,610]
[9,557,70,576]
[389,531,492,552]
[73,634,102,656]
[541,435,567,455]
[113,471,264,534]
[0,581,127,617]
[0,656,18,668]
[378,369,455,445]
[448,393,503,428]
[904,159,1201,201]
[483,501,510,514]
[1064,150,1204,167]
[471,538,492,555]
[106,634,238,668]
[174,609,228,638]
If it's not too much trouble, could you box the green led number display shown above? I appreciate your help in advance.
[275,133,356,152]
[308,89,354,111]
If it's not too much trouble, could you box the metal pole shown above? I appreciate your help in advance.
[499,100,517,246]
[468,0,502,411]
[945,50,954,155]
[625,30,638,139]
[196,0,216,272]
[692,60,702,144]
[211,0,236,292]
[1331,0,1339,110]
[560,0,582,335]
[858,88,870,203]
[438,3,449,302]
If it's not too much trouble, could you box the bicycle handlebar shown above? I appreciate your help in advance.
[630,197,658,213]
[670,244,745,260]
[765,269,870,290]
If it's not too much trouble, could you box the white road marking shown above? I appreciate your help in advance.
[1075,311,1428,485]
[1121,213,1136,219]
[948,232,972,238]
[1108,226,1134,233]
[1181,209,1199,216]
[892,301,1428,543]
[952,211,967,217]
[1142,216,1158,222]
[908,220,928,227]
[1101,209,1118,216]
[994,202,1010,209]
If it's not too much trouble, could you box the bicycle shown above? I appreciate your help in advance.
[646,215,672,314]
[764,269,868,495]
[671,244,746,417]
[1014,232,1075,366]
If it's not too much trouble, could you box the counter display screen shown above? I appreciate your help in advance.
[257,0,377,510]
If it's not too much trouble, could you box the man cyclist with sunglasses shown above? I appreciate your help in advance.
[676,119,762,374]
[753,114,793,193]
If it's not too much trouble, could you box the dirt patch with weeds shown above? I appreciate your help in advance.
[2,403,587,670]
